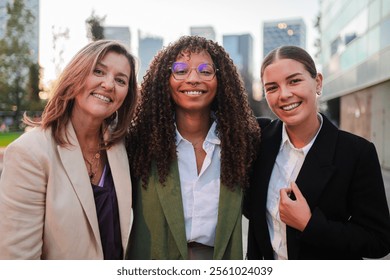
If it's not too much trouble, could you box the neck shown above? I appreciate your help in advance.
[71,117,102,153]
[285,114,320,149]
[175,110,211,143]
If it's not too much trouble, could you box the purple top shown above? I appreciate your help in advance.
[91,164,123,260]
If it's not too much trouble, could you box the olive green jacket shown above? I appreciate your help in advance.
[126,161,243,260]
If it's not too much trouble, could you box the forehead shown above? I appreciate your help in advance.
[263,58,307,81]
[175,50,213,63]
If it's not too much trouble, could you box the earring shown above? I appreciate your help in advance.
[316,91,322,96]
[109,110,119,129]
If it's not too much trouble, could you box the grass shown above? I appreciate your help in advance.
[0,131,23,147]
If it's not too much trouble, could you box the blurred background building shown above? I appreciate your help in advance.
[222,34,257,114]
[263,17,307,58]
[0,0,39,63]
[0,0,40,128]
[103,26,131,50]
[137,30,163,82]
[190,26,216,41]
[320,0,390,170]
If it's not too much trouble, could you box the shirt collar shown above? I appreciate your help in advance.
[175,121,220,146]
[280,113,323,156]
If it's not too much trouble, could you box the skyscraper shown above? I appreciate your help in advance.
[104,26,131,50]
[190,26,216,41]
[138,31,163,82]
[262,18,306,58]
[223,34,259,115]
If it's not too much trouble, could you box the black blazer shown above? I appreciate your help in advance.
[245,114,390,259]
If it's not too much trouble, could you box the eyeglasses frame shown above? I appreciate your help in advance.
[169,62,219,81]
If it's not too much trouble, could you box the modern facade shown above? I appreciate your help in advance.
[263,18,306,58]
[138,31,163,82]
[320,0,390,169]
[190,26,216,41]
[104,26,131,50]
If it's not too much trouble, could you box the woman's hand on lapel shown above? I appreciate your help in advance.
[279,182,311,232]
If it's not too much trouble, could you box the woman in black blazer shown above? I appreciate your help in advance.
[245,45,390,260]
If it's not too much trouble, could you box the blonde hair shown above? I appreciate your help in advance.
[25,40,138,148]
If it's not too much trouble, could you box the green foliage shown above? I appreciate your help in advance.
[86,10,106,41]
[27,63,41,103]
[0,0,40,129]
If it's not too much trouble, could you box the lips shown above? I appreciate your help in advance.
[92,93,112,103]
[281,102,301,111]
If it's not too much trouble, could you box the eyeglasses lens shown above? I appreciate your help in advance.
[171,62,215,81]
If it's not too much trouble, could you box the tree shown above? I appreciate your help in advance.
[26,62,46,111]
[86,10,106,41]
[0,0,36,129]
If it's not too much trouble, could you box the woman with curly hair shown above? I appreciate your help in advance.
[126,36,261,260]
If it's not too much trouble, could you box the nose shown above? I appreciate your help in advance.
[185,68,201,84]
[279,86,293,99]
[101,76,114,90]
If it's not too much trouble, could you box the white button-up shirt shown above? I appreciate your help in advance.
[175,121,221,247]
[266,114,323,259]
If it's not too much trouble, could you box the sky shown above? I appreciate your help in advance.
[39,0,320,85]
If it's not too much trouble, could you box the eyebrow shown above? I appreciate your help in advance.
[264,72,303,87]
[96,61,129,80]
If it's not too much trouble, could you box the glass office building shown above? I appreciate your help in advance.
[137,31,163,82]
[223,34,258,114]
[104,26,131,50]
[320,0,390,169]
[263,18,306,58]
[190,26,216,41]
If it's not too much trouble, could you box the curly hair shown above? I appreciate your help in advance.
[127,36,260,190]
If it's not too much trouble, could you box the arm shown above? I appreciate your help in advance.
[300,142,390,258]
[0,138,48,259]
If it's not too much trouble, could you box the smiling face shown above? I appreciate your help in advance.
[263,58,322,128]
[169,50,217,113]
[73,51,131,124]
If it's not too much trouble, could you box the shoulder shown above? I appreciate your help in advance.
[256,117,272,129]
[7,127,51,149]
[337,129,375,153]
[4,127,55,161]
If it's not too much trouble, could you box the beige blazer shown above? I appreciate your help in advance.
[0,122,132,259]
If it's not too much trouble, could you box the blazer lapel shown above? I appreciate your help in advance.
[106,141,132,251]
[287,115,338,259]
[57,122,101,248]
[213,183,242,259]
[296,115,338,209]
[154,162,187,259]
[258,120,283,208]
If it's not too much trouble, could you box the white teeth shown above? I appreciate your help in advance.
[282,102,300,111]
[183,91,203,96]
[92,93,111,103]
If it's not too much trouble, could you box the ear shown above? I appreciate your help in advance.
[315,73,323,93]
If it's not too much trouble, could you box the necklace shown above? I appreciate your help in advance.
[83,150,101,182]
